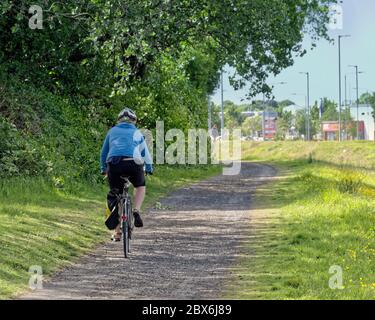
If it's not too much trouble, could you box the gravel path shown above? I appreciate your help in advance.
[20,162,276,300]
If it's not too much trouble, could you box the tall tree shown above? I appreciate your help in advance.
[321,98,339,121]
[242,116,262,137]
[277,110,293,138]
[295,109,307,137]
[310,101,321,137]
[360,92,375,120]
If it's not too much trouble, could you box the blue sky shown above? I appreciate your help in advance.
[211,0,375,107]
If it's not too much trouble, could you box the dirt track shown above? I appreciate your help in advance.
[20,162,276,300]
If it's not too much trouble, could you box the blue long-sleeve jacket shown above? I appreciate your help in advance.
[100,123,153,173]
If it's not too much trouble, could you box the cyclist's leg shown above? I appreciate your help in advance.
[121,160,146,210]
[107,163,125,236]
[128,165,146,210]
[134,186,145,211]
[107,163,124,194]
[130,185,145,228]
[125,161,146,227]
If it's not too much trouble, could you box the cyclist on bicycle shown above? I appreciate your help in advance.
[100,107,153,241]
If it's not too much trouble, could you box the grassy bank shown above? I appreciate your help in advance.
[227,141,375,300]
[243,141,375,170]
[0,164,221,299]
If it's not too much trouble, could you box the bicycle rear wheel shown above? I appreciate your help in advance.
[121,197,133,258]
[122,218,129,258]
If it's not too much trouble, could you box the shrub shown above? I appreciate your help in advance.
[0,116,45,177]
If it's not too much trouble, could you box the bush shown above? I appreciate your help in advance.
[0,116,45,177]
[0,75,115,182]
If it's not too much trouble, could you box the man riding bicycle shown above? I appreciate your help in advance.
[100,107,153,241]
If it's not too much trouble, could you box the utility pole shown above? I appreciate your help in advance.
[307,73,310,141]
[208,96,211,131]
[305,95,309,140]
[344,75,348,108]
[356,68,359,140]
[349,65,360,140]
[300,72,310,140]
[338,35,351,142]
[220,69,224,136]
[344,74,348,140]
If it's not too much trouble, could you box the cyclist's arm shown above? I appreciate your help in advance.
[140,136,153,174]
[100,133,110,173]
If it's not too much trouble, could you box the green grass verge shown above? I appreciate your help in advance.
[0,164,221,299]
[243,141,375,170]
[227,141,375,300]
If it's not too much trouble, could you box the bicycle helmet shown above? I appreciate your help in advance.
[117,107,137,123]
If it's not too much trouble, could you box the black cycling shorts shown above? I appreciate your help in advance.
[107,159,145,189]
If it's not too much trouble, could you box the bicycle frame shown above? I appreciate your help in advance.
[118,178,131,221]
[116,177,134,258]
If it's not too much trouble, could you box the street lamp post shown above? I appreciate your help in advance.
[343,71,361,140]
[344,74,348,140]
[292,93,308,140]
[208,96,211,131]
[344,75,348,107]
[349,65,360,140]
[338,35,351,142]
[300,72,310,140]
[220,69,224,136]
[356,69,360,140]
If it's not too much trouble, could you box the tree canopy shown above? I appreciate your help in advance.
[1,0,336,97]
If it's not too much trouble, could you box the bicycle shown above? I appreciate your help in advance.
[116,176,135,258]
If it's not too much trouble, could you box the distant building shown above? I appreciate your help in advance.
[262,111,278,140]
[241,111,263,118]
[321,104,374,141]
[349,104,374,141]
[322,121,339,141]
[322,120,366,141]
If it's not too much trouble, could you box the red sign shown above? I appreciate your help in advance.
[322,123,339,132]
